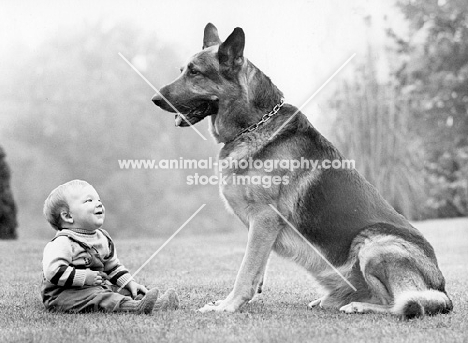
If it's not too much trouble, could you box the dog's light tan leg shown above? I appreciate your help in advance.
[199,214,279,312]
[249,254,270,303]
[340,302,392,314]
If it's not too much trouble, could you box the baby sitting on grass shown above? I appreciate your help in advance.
[41,179,179,314]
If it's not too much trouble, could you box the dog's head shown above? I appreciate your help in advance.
[152,23,245,127]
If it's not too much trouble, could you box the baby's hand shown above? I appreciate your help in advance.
[126,280,148,298]
[84,270,104,286]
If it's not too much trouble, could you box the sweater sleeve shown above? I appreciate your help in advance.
[42,236,89,287]
[103,242,133,287]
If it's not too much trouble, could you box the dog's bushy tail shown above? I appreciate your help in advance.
[392,290,453,319]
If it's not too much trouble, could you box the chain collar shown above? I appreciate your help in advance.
[226,98,285,144]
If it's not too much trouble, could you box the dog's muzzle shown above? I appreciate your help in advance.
[152,93,163,107]
[152,92,219,127]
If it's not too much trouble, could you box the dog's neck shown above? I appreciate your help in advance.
[210,60,284,144]
[245,62,283,113]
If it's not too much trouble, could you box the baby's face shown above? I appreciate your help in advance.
[66,185,105,231]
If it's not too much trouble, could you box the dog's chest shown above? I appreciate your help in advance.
[218,143,284,224]
[219,169,280,226]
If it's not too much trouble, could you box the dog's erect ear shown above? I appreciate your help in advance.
[218,27,245,76]
[203,23,221,49]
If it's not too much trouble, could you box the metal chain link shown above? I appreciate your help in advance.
[239,98,285,136]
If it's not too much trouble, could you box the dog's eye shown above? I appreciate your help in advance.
[189,68,200,76]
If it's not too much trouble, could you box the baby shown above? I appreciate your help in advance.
[41,179,178,313]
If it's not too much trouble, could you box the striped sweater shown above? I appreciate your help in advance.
[42,228,132,288]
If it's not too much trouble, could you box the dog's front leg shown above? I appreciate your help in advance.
[249,254,270,303]
[199,214,280,312]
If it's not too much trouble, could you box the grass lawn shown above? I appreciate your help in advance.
[0,218,467,343]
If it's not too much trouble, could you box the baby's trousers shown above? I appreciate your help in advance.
[42,282,133,313]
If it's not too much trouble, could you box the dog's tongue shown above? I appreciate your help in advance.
[175,114,183,127]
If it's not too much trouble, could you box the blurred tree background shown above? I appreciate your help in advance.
[331,0,468,220]
[0,145,17,239]
[0,0,467,239]
[0,22,231,238]
[395,0,468,218]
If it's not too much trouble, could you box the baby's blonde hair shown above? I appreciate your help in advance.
[43,179,90,230]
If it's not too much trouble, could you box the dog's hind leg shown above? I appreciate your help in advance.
[339,266,424,316]
[340,235,452,318]
[338,270,393,314]
[339,242,397,315]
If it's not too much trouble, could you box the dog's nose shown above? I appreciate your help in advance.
[152,93,162,106]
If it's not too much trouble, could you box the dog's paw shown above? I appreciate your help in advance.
[339,302,365,314]
[198,300,236,313]
[308,296,325,309]
[249,293,263,304]
[198,303,219,313]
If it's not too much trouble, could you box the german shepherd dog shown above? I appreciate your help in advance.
[152,23,453,318]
